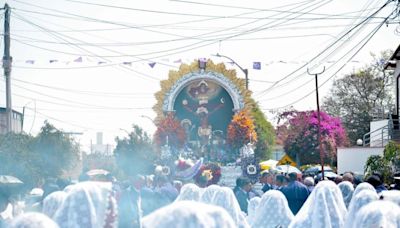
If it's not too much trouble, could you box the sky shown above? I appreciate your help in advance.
[0,0,399,151]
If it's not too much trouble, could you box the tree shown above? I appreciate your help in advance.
[227,110,257,154]
[31,121,80,179]
[251,106,275,160]
[322,51,394,145]
[0,133,38,188]
[114,125,156,176]
[277,110,349,166]
[365,141,400,184]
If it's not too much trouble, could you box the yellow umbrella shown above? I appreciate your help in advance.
[259,159,278,170]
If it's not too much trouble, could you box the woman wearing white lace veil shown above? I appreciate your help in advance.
[199,185,220,204]
[175,183,202,202]
[343,189,378,228]
[289,180,347,228]
[251,190,294,228]
[352,182,375,199]
[42,191,67,219]
[142,201,236,228]
[352,200,400,228]
[338,181,354,208]
[246,197,260,224]
[53,181,117,228]
[211,187,249,228]
[9,212,59,228]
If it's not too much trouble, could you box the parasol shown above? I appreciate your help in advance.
[274,165,301,174]
[0,175,24,197]
[0,175,23,185]
[259,159,278,170]
[86,169,110,177]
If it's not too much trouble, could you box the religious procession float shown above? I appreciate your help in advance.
[152,59,273,184]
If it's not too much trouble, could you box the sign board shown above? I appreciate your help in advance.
[277,154,297,167]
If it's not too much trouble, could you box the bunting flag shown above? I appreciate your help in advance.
[148,62,156,68]
[253,62,261,70]
[74,57,82,63]
[17,57,366,70]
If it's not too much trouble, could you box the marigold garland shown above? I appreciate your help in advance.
[227,110,257,150]
[154,113,186,150]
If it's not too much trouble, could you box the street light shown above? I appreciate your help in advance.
[140,115,156,125]
[213,53,249,90]
[119,128,130,136]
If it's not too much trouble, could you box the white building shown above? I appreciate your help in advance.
[0,108,23,134]
[91,132,114,155]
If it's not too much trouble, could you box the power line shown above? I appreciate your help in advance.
[255,0,393,98]
[255,5,379,99]
[12,13,161,81]
[12,77,153,97]
[11,0,335,59]
[261,9,394,111]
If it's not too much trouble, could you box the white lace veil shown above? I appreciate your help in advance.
[246,197,260,224]
[251,190,294,228]
[200,185,221,204]
[379,190,400,206]
[141,201,236,228]
[352,182,375,199]
[289,180,347,228]
[344,189,378,228]
[10,212,59,228]
[352,201,400,228]
[211,187,249,228]
[175,183,202,202]
[42,191,67,219]
[338,181,354,208]
[53,181,117,228]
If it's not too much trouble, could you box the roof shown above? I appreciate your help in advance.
[0,107,23,116]
[384,44,400,70]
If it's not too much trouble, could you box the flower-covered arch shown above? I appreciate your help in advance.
[153,60,254,123]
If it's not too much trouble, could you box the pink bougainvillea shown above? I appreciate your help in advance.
[277,110,349,165]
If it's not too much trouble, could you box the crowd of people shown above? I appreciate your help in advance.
[1,168,400,228]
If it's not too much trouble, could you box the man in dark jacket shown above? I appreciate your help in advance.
[280,172,310,215]
[259,170,275,193]
[234,177,251,214]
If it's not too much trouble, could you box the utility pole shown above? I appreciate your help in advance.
[214,53,249,90]
[307,66,325,180]
[3,4,12,133]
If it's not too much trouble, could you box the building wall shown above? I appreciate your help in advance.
[337,147,384,175]
[0,110,23,134]
[369,119,390,147]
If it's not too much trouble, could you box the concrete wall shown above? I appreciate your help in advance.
[337,147,384,175]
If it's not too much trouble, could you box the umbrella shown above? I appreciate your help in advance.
[274,165,301,174]
[304,165,333,175]
[86,169,110,177]
[259,159,278,170]
[0,175,24,197]
[0,175,23,185]
[317,171,338,180]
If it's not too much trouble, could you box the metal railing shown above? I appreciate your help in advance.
[362,117,393,147]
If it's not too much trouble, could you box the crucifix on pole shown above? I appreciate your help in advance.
[307,66,325,180]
